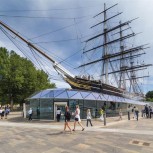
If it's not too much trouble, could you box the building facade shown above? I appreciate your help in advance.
[25,88,146,120]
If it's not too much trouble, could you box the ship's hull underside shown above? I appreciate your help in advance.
[65,76,124,97]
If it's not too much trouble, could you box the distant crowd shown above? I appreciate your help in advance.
[27,103,152,133]
[0,106,10,119]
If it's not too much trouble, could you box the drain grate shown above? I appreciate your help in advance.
[131,140,151,147]
[143,142,150,146]
[132,141,139,144]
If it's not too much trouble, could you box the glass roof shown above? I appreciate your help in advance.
[27,88,148,105]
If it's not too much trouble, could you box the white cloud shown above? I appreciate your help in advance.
[0,0,153,92]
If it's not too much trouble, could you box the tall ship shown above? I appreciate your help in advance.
[0,3,151,99]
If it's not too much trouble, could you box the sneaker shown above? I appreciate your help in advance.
[72,129,75,131]
[82,128,85,131]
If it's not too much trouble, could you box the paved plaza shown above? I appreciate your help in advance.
[0,112,153,153]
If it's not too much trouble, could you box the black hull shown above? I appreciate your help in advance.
[65,76,124,97]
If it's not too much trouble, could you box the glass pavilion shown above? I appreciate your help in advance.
[25,88,147,120]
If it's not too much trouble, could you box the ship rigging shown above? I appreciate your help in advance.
[0,3,151,99]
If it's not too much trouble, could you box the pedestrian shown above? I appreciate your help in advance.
[4,107,9,119]
[0,107,3,119]
[86,109,93,127]
[135,106,139,121]
[141,108,145,117]
[95,108,98,118]
[99,108,104,121]
[133,106,136,119]
[127,105,131,120]
[149,106,152,119]
[72,105,85,131]
[145,105,149,118]
[56,107,61,122]
[119,109,122,120]
[28,108,33,121]
[37,107,40,119]
[63,105,72,133]
[0,107,4,119]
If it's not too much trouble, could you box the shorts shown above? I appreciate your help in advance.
[75,117,79,121]
[65,118,70,122]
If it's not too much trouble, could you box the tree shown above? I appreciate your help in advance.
[0,47,56,108]
[146,91,153,102]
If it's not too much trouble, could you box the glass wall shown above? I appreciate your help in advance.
[69,99,78,119]
[40,99,53,120]
[26,97,141,120]
[69,100,84,119]
[84,100,96,118]
[28,99,40,119]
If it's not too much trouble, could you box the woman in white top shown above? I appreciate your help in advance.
[72,105,85,131]
[86,109,93,127]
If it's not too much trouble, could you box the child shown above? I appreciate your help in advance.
[86,109,93,127]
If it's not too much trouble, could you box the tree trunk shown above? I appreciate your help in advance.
[10,96,13,110]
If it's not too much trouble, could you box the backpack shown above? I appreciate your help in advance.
[66,111,71,120]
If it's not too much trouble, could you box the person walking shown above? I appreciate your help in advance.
[149,106,152,119]
[4,107,9,119]
[63,105,72,133]
[72,105,85,131]
[133,106,137,119]
[145,105,149,118]
[86,109,93,127]
[28,108,33,121]
[119,109,122,120]
[56,107,61,122]
[0,107,4,119]
[127,105,131,120]
[99,108,104,121]
[135,106,139,121]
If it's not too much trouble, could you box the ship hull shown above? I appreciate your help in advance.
[64,76,124,97]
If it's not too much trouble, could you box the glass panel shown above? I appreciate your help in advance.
[69,100,84,119]
[79,100,84,119]
[48,91,54,98]
[97,95,103,100]
[67,90,79,98]
[69,99,78,118]
[26,100,30,118]
[96,101,105,118]
[30,90,50,98]
[92,92,101,99]
[101,94,108,101]
[70,92,83,99]
[40,90,51,98]
[55,91,68,99]
[28,99,40,119]
[40,99,53,120]
[80,92,91,99]
[84,93,96,100]
[54,89,65,97]
[83,100,96,118]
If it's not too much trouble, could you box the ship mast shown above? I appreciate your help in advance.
[77,3,152,98]
[102,3,108,84]
[0,20,75,79]
[119,21,126,89]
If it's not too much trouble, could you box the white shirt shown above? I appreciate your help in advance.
[87,112,91,119]
[28,109,32,115]
[56,110,61,115]
[75,108,80,118]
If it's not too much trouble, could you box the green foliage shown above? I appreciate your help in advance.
[0,47,56,106]
[146,91,153,102]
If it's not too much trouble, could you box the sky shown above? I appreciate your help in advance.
[0,0,153,94]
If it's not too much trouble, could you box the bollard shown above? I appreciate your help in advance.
[104,113,106,126]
